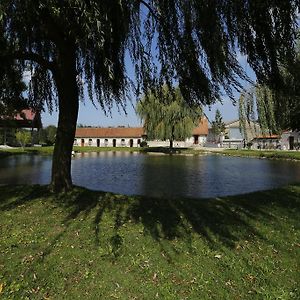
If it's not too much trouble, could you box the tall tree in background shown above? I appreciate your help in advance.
[0,1,299,191]
[137,86,202,149]
[239,35,300,134]
[211,109,225,143]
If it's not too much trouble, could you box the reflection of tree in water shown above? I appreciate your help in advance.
[0,155,50,185]
[141,154,190,199]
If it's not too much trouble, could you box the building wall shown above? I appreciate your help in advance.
[147,135,206,148]
[280,131,300,150]
[75,135,207,148]
[74,137,142,147]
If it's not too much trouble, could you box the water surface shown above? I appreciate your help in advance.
[1,152,299,198]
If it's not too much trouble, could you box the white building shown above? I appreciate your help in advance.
[75,127,145,148]
[74,119,209,148]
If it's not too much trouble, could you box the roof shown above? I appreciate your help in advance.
[224,119,258,128]
[0,109,42,129]
[75,127,145,138]
[253,134,279,139]
[192,118,208,135]
[76,118,209,138]
[15,109,37,121]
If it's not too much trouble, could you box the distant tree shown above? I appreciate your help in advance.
[45,125,56,145]
[211,109,226,143]
[239,36,300,134]
[0,62,27,115]
[1,1,298,191]
[15,130,31,148]
[137,86,202,149]
[38,125,57,145]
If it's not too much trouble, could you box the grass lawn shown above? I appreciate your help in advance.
[219,149,300,161]
[0,146,200,158]
[0,184,299,299]
[1,146,300,161]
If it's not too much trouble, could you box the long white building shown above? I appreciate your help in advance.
[74,119,209,148]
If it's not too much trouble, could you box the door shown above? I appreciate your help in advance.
[97,139,100,147]
[289,136,294,150]
[130,139,134,147]
[81,139,85,147]
[113,139,116,147]
[193,135,199,144]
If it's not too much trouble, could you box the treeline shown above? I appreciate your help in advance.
[0,125,56,147]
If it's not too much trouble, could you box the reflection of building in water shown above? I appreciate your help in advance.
[73,150,140,158]
[74,118,208,148]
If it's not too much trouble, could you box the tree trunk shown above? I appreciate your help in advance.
[169,125,175,149]
[50,43,79,193]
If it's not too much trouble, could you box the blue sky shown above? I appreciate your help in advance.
[41,53,256,127]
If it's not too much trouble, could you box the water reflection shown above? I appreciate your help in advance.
[0,152,300,198]
[142,155,189,198]
[0,155,52,185]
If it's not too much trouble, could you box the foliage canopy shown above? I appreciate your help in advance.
[0,0,299,191]
[137,86,202,148]
[211,109,226,140]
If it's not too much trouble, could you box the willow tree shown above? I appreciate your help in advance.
[239,73,300,135]
[0,1,299,192]
[137,86,202,148]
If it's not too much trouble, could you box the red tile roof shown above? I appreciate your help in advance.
[192,118,208,135]
[75,118,208,138]
[254,134,279,139]
[15,109,37,121]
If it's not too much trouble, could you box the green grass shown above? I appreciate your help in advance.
[0,146,201,159]
[0,146,54,158]
[0,184,299,299]
[219,149,300,161]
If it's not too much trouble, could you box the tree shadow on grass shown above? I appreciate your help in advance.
[53,184,300,250]
[1,184,300,255]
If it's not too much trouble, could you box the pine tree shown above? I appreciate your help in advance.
[211,109,226,142]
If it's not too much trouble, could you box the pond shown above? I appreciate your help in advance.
[1,152,300,198]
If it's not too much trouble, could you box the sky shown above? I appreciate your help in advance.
[41,53,256,127]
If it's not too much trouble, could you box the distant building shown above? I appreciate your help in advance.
[207,119,260,148]
[280,130,300,150]
[0,109,42,145]
[251,134,280,149]
[75,127,146,148]
[74,118,209,148]
[0,109,42,129]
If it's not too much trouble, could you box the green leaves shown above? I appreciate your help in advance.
[137,86,202,147]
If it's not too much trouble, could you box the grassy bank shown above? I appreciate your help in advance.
[1,146,300,161]
[0,146,198,158]
[216,149,300,161]
[0,185,299,299]
[0,146,142,158]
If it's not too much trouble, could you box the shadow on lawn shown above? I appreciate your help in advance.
[54,185,300,248]
[1,184,300,252]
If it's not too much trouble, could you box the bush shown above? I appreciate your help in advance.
[139,141,148,147]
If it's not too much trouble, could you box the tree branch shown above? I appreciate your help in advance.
[139,0,160,21]
[8,51,56,71]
